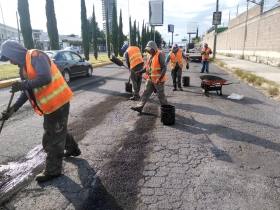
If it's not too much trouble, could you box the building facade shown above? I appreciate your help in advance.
[101,0,117,33]
[0,23,22,44]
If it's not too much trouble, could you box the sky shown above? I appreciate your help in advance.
[0,0,278,44]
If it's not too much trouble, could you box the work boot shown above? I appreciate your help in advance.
[35,171,61,182]
[173,88,177,91]
[129,95,140,100]
[64,147,81,157]
[178,87,183,91]
[130,106,142,113]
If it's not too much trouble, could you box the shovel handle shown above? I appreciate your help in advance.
[123,64,146,79]
[0,92,15,134]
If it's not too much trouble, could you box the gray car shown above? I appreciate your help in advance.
[45,50,92,83]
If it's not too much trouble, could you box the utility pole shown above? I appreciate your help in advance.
[0,3,7,40]
[213,0,219,59]
[16,11,21,43]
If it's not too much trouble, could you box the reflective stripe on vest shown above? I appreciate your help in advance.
[145,51,167,83]
[169,49,183,69]
[25,50,73,115]
[201,47,211,60]
[127,46,144,69]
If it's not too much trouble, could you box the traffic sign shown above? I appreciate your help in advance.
[182,39,187,41]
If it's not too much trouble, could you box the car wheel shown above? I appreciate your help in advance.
[86,66,92,76]
[62,70,71,83]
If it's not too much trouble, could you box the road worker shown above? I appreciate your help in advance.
[0,40,81,182]
[165,43,189,91]
[130,40,168,113]
[201,43,212,73]
[121,43,144,100]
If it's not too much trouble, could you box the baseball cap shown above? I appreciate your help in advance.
[172,44,178,49]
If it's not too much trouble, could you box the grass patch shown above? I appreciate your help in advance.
[225,53,232,57]
[211,59,226,68]
[0,64,19,81]
[268,87,279,96]
[88,54,125,64]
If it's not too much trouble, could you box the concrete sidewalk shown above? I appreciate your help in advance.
[215,54,280,84]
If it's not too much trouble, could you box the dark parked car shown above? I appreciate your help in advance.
[45,50,92,83]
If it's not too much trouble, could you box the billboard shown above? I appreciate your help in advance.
[168,24,174,33]
[149,0,164,26]
[212,12,222,25]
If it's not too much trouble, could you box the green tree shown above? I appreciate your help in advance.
[141,21,146,53]
[106,9,110,57]
[17,0,34,49]
[81,0,89,60]
[46,0,59,50]
[129,16,132,45]
[92,3,98,59]
[112,3,118,56]
[137,22,140,48]
[131,20,137,46]
[118,9,124,57]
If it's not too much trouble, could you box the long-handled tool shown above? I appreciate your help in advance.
[0,92,15,134]
[110,55,146,79]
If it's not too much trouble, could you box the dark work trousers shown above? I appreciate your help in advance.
[130,63,143,97]
[42,102,78,175]
[171,66,182,89]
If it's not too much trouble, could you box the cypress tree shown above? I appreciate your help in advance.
[81,0,89,60]
[112,3,118,57]
[92,3,98,60]
[132,20,136,46]
[46,0,59,50]
[137,22,140,48]
[17,0,34,49]
[118,9,124,57]
[106,9,110,57]
[129,16,132,45]
[141,20,145,53]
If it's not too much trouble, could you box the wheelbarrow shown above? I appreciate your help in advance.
[199,75,238,97]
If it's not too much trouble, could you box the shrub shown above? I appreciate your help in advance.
[268,87,279,96]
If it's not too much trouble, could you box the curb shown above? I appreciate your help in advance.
[0,78,19,89]
[0,58,126,89]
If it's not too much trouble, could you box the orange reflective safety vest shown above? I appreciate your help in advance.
[23,50,73,115]
[201,47,212,61]
[145,50,167,83]
[169,49,183,70]
[126,46,144,69]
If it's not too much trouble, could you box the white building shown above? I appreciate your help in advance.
[0,23,23,44]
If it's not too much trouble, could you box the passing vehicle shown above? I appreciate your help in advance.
[45,50,92,83]
[185,43,202,62]
[64,46,80,54]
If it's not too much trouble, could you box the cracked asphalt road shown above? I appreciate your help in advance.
[1,59,280,210]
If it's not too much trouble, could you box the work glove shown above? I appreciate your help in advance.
[11,81,25,92]
[156,78,161,85]
[135,71,141,77]
[186,63,189,70]
[1,107,15,120]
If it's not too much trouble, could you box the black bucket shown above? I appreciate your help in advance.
[161,105,175,125]
[182,76,190,86]
[125,82,132,93]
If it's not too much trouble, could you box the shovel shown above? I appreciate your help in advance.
[0,92,15,134]
[110,55,146,79]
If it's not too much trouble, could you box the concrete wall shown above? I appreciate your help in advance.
[202,5,280,67]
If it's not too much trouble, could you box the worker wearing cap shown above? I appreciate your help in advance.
[0,40,81,182]
[165,44,189,91]
[201,43,212,73]
[130,40,168,113]
[121,44,144,100]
